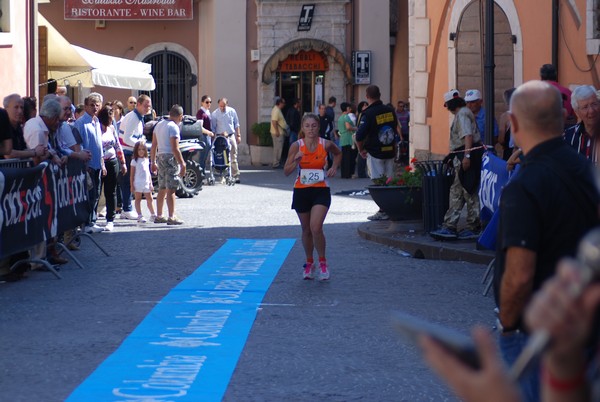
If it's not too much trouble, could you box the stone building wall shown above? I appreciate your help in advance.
[255,0,350,124]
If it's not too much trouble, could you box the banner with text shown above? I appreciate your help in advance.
[478,152,510,222]
[0,159,89,258]
[64,0,193,20]
[478,152,519,250]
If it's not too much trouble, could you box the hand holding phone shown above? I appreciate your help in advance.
[391,310,481,370]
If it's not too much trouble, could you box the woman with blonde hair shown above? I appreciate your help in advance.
[284,113,341,281]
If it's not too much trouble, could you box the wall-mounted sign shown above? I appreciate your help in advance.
[278,50,328,72]
[64,0,193,20]
[298,4,315,31]
[353,51,371,84]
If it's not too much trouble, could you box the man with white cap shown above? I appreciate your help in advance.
[430,89,482,240]
[464,89,498,143]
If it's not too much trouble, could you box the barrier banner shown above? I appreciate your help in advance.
[478,152,519,250]
[478,152,510,222]
[0,159,89,258]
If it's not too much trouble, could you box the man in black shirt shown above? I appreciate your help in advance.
[355,85,399,221]
[493,80,600,401]
[2,94,45,159]
[318,103,332,140]
[325,96,336,138]
[0,108,13,156]
[286,98,301,144]
[318,103,333,167]
[281,97,301,165]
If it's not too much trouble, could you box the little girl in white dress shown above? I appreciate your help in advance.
[129,140,156,223]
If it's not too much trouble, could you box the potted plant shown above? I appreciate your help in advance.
[367,158,423,221]
[250,122,273,166]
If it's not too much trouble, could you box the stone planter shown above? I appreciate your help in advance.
[367,185,423,221]
[249,145,273,166]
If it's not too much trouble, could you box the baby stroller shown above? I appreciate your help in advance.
[210,135,235,186]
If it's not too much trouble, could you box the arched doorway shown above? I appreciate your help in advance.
[141,50,195,116]
[455,1,515,119]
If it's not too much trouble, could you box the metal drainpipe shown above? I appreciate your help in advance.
[350,0,355,102]
[29,0,38,98]
[552,0,559,72]
[483,0,495,146]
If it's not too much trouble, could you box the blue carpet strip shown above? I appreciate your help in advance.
[67,238,295,402]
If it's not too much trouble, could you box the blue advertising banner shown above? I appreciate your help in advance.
[67,238,295,402]
[478,152,510,223]
[478,152,519,250]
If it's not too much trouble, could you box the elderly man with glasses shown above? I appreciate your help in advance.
[563,85,600,163]
[126,96,137,112]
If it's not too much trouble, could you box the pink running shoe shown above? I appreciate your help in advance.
[303,263,315,280]
[318,262,330,281]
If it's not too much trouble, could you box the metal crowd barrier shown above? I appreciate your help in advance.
[0,158,34,168]
[0,158,109,280]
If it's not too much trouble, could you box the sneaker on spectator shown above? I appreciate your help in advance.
[120,210,138,220]
[104,222,114,232]
[318,262,330,281]
[47,255,68,265]
[84,224,104,234]
[149,215,157,223]
[137,216,147,224]
[430,227,458,240]
[303,263,315,280]
[367,211,389,221]
[458,229,480,240]
[167,216,184,225]
[154,216,168,224]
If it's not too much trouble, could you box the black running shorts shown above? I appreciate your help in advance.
[292,187,331,213]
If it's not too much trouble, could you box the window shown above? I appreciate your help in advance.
[592,0,600,39]
[587,0,600,54]
[0,0,10,33]
[0,0,13,46]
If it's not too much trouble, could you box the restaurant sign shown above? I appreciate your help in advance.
[64,0,193,20]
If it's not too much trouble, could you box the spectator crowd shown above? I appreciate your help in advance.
[5,62,600,402]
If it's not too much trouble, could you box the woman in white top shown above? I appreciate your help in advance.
[98,105,127,231]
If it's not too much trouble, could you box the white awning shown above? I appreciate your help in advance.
[38,14,155,91]
[72,45,156,91]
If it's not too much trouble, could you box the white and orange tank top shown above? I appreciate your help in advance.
[294,138,329,188]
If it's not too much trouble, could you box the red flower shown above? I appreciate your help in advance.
[410,157,418,164]
[404,166,413,172]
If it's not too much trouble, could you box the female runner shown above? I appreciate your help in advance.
[284,113,342,280]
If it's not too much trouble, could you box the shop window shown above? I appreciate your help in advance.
[0,0,10,33]
[0,0,13,46]
[595,0,600,38]
[587,0,600,54]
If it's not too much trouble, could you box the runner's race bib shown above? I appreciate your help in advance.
[300,169,325,185]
